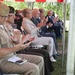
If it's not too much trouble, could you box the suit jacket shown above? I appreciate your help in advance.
[45,15,55,32]
[30,17,39,26]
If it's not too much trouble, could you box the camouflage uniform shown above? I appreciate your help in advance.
[0,25,44,75]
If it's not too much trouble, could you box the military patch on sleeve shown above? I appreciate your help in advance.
[0,32,7,48]
[0,25,4,30]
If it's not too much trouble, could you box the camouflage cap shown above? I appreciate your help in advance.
[0,2,9,16]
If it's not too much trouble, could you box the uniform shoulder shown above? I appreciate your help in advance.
[0,25,4,30]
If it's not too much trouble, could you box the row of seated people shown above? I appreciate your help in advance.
[13,8,59,62]
[14,8,63,61]
[0,3,56,75]
[14,8,63,45]
[0,4,44,75]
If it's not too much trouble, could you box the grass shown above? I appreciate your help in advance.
[52,54,67,75]
[51,32,68,75]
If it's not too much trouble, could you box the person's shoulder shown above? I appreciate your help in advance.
[23,18,28,21]
[0,25,4,29]
[0,26,5,37]
[31,17,36,21]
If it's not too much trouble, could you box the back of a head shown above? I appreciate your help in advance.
[0,2,9,16]
[32,9,38,14]
[8,6,15,14]
[32,9,40,18]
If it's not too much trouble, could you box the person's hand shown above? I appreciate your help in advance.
[53,17,58,23]
[11,29,22,43]
[44,17,48,23]
[14,36,35,51]
[37,22,43,28]
[38,17,48,28]
[11,35,21,43]
[29,37,35,41]
[24,34,31,40]
[14,34,32,50]
[21,35,35,44]
[14,41,31,50]
[13,29,21,36]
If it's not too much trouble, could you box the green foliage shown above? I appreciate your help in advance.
[3,2,27,10]
[52,53,67,75]
[66,3,70,20]
[52,32,68,75]
[33,2,70,20]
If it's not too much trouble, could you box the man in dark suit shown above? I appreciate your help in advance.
[31,9,58,51]
[46,10,62,38]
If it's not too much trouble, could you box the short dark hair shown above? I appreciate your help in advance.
[8,6,15,13]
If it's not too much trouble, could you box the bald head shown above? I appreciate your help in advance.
[32,9,40,18]
[47,10,53,16]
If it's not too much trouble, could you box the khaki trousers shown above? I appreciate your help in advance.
[0,54,44,75]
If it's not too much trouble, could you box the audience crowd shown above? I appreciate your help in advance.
[0,2,63,75]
